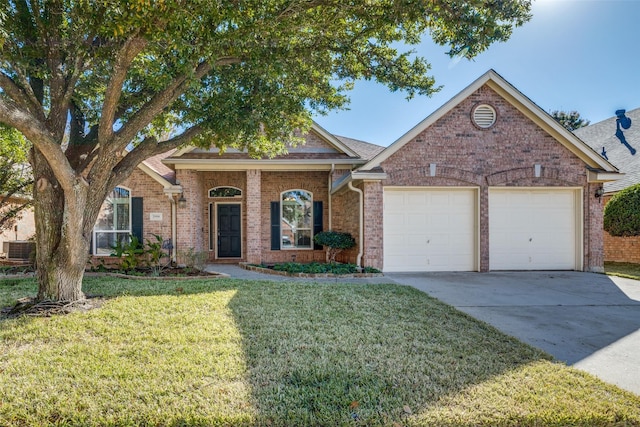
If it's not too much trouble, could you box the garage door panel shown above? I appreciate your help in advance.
[384,188,476,272]
[489,189,577,270]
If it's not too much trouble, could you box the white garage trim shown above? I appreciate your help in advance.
[488,187,583,271]
[383,187,479,272]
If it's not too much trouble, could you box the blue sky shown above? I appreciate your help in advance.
[314,0,640,147]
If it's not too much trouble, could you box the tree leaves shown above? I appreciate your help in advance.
[604,184,640,237]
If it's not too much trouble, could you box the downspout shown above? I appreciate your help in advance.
[347,180,363,269]
[328,164,335,230]
[167,194,177,264]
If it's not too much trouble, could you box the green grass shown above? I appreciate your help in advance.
[1,277,639,426]
[605,261,640,280]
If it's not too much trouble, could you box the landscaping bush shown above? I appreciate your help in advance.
[263,262,380,275]
[313,231,356,263]
[604,183,640,236]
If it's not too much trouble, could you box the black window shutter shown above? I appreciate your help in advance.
[270,201,280,250]
[313,201,323,250]
[131,197,144,242]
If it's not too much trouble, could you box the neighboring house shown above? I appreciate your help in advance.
[100,70,618,273]
[575,108,640,263]
[0,195,35,259]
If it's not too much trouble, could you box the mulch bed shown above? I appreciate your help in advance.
[85,267,228,280]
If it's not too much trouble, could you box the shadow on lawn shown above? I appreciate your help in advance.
[226,281,551,425]
[1,277,636,425]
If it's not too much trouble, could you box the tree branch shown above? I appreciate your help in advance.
[44,0,68,140]
[0,71,45,120]
[0,98,76,193]
[99,35,148,144]
[112,61,214,151]
[108,125,202,188]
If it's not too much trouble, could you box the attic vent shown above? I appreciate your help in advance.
[472,104,497,129]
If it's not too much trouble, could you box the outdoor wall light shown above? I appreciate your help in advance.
[178,193,187,209]
[594,187,605,202]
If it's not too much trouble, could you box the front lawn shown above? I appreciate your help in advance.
[1,277,639,426]
[605,261,640,280]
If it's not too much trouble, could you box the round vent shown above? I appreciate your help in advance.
[472,104,497,129]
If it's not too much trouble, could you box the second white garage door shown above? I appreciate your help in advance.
[489,188,580,270]
[383,188,477,272]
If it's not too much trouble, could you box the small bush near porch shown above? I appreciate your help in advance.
[1,278,639,426]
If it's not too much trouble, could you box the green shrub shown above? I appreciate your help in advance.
[604,184,640,236]
[270,262,360,274]
[313,231,356,263]
[145,234,169,276]
[110,235,145,271]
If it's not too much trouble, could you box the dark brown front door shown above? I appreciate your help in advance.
[217,204,241,258]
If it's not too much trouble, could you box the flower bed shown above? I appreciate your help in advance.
[241,262,383,278]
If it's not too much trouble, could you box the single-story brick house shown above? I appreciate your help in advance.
[575,108,640,263]
[96,70,618,273]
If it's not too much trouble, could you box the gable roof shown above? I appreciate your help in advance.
[335,135,385,160]
[171,121,361,159]
[575,107,640,193]
[136,149,180,191]
[359,69,619,178]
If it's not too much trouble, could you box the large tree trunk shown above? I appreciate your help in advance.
[31,149,94,302]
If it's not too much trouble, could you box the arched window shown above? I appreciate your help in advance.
[93,186,131,255]
[209,186,242,198]
[281,190,312,249]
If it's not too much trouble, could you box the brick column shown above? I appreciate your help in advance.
[586,183,604,272]
[362,180,383,270]
[246,169,262,263]
[479,185,489,272]
[176,170,204,258]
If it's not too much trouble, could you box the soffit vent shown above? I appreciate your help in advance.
[472,104,497,129]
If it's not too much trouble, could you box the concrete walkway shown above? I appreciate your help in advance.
[386,271,640,396]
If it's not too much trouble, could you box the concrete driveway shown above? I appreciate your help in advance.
[386,271,640,395]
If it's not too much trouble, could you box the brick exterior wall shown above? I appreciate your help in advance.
[246,170,262,263]
[200,171,247,261]
[378,85,602,272]
[362,181,383,269]
[260,171,328,264]
[176,169,205,256]
[119,169,173,245]
[602,194,640,264]
[166,170,332,265]
[331,185,360,265]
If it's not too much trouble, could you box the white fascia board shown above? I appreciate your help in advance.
[351,171,388,180]
[587,170,624,183]
[310,122,360,158]
[163,185,183,195]
[166,158,363,171]
[331,170,387,194]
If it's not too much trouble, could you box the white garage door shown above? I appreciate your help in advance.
[489,189,580,270]
[383,188,477,272]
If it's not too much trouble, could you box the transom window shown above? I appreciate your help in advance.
[209,186,242,198]
[93,186,131,255]
[281,190,312,249]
